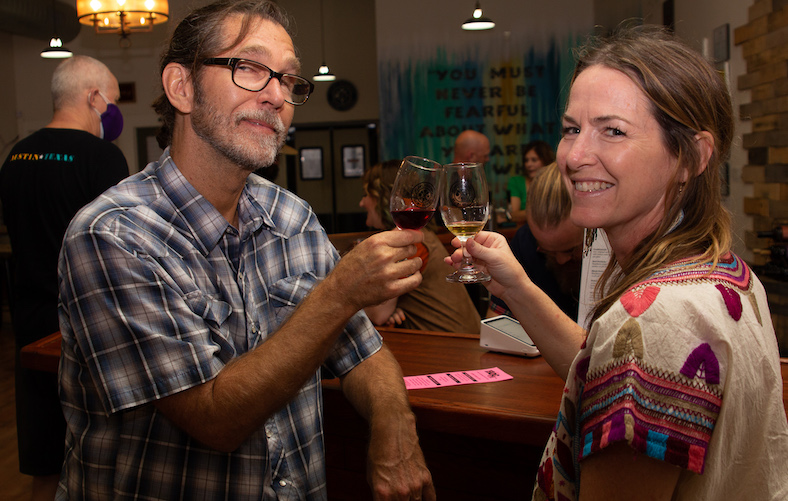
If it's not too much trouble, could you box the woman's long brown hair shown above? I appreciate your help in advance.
[569,26,734,326]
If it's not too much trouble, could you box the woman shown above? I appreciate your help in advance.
[449,27,788,500]
[360,160,481,333]
[507,140,555,224]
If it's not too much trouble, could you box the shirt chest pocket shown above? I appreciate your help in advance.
[266,272,319,323]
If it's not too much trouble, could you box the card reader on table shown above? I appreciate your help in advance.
[480,315,540,357]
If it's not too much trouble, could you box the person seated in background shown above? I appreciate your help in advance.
[359,160,482,333]
[507,140,555,224]
[488,163,582,321]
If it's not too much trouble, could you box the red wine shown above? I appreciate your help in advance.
[392,208,435,230]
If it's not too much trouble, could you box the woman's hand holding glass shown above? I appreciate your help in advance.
[445,230,529,299]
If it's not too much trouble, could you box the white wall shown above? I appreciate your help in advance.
[375,0,592,57]
[279,0,379,124]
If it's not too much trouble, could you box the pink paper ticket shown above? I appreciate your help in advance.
[404,367,513,390]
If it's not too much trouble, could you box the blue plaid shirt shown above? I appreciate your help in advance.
[57,149,382,500]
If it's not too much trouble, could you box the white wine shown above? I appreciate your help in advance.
[446,221,486,238]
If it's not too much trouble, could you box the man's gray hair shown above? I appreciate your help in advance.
[51,55,114,111]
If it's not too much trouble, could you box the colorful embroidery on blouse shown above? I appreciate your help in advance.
[715,284,742,321]
[637,253,750,292]
[534,254,755,500]
[576,256,741,476]
[579,350,722,474]
[619,285,659,318]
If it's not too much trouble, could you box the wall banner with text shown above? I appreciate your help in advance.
[378,37,581,206]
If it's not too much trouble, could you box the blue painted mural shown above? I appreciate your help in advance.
[378,36,580,206]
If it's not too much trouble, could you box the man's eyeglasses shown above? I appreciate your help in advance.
[202,57,315,105]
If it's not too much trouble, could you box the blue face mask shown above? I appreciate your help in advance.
[92,91,124,141]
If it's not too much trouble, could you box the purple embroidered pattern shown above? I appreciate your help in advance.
[680,343,721,385]
[715,284,742,321]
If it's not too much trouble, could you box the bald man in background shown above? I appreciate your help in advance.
[0,54,128,501]
[452,130,490,164]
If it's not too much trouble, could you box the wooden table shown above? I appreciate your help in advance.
[20,328,788,433]
[19,330,62,373]
[21,327,564,447]
[21,327,563,499]
[324,327,562,500]
[326,327,563,446]
[20,327,788,500]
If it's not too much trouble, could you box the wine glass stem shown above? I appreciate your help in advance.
[460,238,474,269]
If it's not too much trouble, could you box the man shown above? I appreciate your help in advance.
[0,55,128,501]
[451,129,490,164]
[487,164,583,321]
[57,2,434,500]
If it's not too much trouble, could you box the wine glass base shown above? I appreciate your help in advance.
[445,269,491,284]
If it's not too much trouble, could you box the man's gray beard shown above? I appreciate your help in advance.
[191,83,286,171]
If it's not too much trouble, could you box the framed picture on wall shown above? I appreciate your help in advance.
[136,126,163,172]
[342,145,365,178]
[299,147,324,180]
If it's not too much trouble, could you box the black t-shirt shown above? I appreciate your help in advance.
[489,223,580,321]
[0,128,128,347]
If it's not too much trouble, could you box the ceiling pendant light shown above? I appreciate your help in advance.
[313,0,336,82]
[41,37,73,59]
[461,1,495,31]
[41,0,73,59]
[76,0,169,47]
[314,64,336,82]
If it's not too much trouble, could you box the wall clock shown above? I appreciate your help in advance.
[327,80,358,111]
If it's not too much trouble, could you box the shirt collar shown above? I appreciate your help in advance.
[153,148,272,255]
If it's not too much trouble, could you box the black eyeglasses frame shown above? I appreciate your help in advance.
[202,57,315,105]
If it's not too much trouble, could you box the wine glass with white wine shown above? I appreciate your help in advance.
[440,162,491,283]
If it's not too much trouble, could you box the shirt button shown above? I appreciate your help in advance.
[279,480,287,487]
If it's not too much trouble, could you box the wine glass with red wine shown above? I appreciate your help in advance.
[390,156,442,230]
